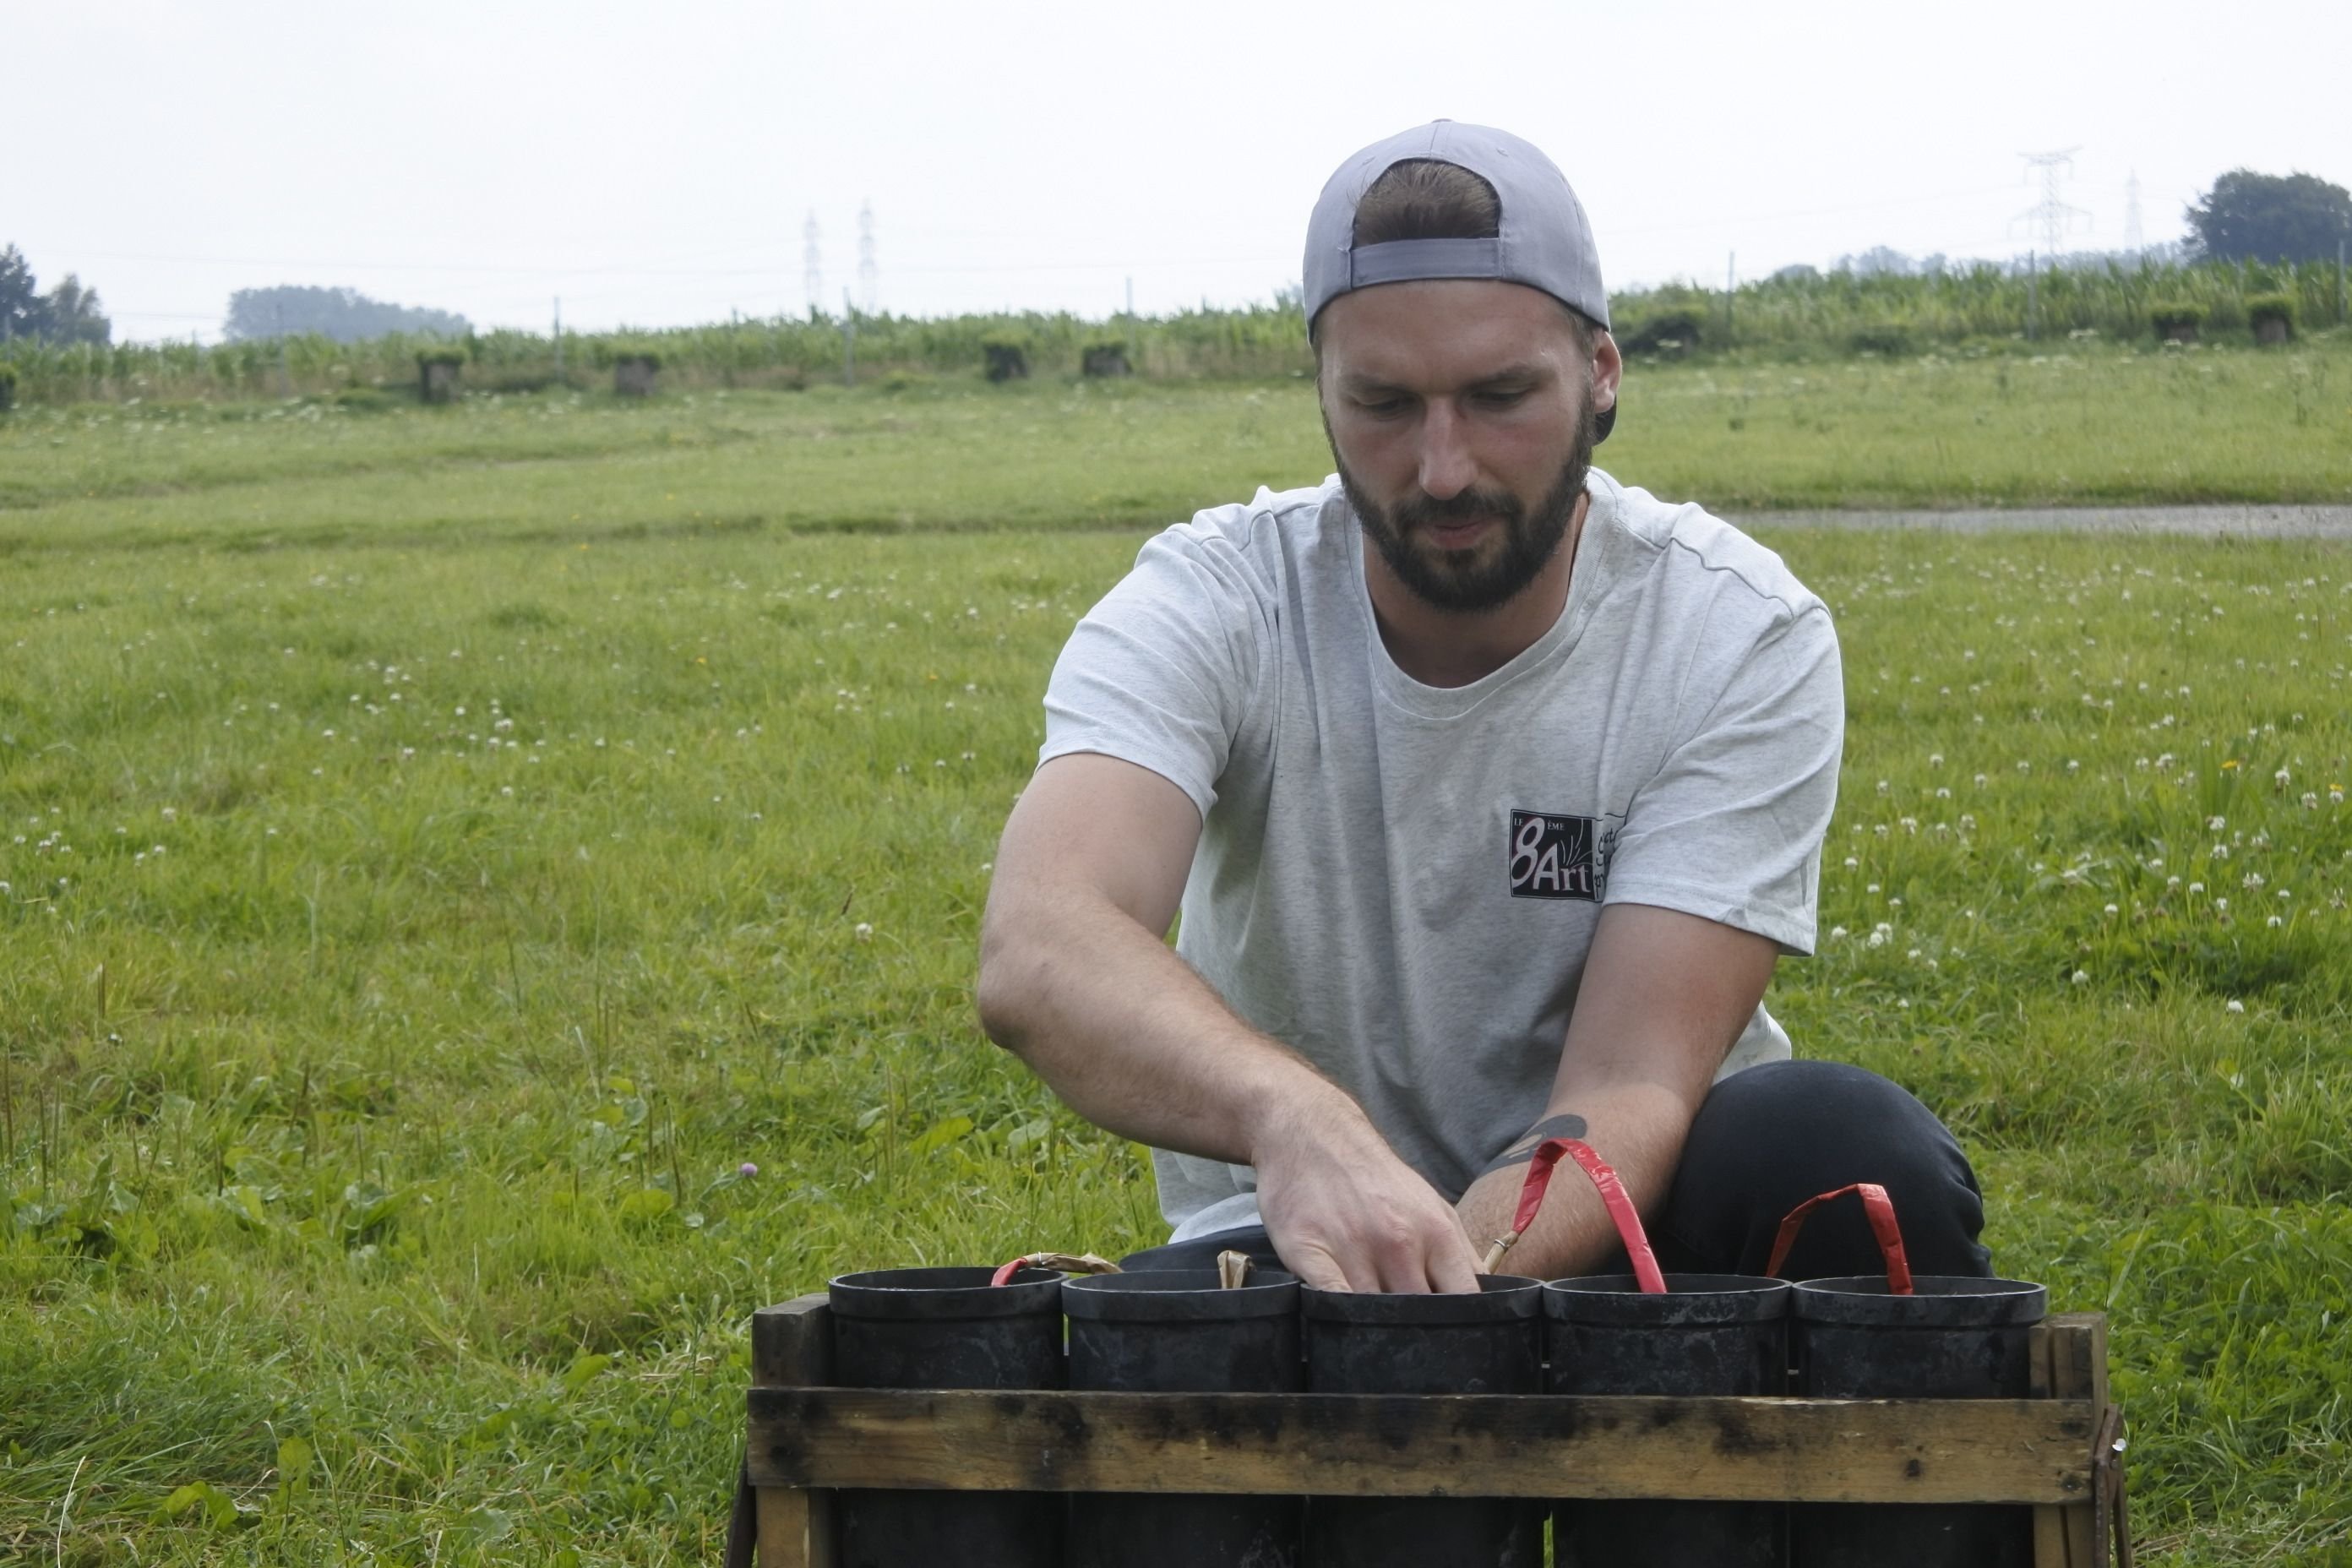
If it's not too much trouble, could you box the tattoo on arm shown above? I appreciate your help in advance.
[1477,1113,1588,1177]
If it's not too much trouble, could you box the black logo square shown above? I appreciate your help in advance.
[1509,810,1601,901]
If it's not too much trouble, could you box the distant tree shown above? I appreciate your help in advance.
[2185,171,2352,263]
[37,274,111,346]
[0,246,112,345]
[224,285,470,343]
[1768,263,1821,285]
[0,245,39,340]
[1837,245,1916,278]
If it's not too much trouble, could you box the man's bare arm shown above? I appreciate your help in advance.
[977,752,1481,1293]
[1455,902,1778,1279]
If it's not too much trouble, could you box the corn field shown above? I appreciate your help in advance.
[2,259,2346,407]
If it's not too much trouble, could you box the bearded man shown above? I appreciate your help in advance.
[975,122,1991,1292]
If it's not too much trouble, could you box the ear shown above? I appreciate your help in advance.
[1590,331,1624,415]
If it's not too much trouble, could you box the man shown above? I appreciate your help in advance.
[976,121,1990,1292]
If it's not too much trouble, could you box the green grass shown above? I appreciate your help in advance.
[3,376,2350,1563]
[2,335,2346,562]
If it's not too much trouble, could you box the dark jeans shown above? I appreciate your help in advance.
[1119,1059,1994,1281]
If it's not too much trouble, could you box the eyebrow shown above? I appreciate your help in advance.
[1336,361,1553,396]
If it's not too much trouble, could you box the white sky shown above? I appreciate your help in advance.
[13,0,2349,343]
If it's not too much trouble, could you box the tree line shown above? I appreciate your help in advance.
[0,246,111,346]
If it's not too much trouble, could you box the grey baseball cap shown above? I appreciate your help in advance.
[1303,120,1609,331]
[1304,121,1615,438]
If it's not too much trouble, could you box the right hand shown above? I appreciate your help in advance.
[1250,1086,1484,1293]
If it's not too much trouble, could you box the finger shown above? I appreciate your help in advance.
[1427,1221,1484,1295]
[1274,1236,1353,1293]
[1369,1220,1436,1295]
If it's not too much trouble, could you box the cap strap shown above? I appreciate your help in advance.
[1348,237,1505,289]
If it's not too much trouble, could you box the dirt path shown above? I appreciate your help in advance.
[1732,503,2352,537]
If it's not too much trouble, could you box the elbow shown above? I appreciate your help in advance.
[972,916,1038,1059]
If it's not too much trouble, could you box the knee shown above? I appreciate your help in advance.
[1671,1060,1992,1279]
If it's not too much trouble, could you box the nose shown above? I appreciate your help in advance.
[1416,401,1476,501]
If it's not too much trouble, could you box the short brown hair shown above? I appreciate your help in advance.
[1320,158,1598,352]
[1351,159,1504,247]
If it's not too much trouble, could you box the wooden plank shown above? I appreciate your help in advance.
[2031,1321,2074,1568]
[751,1294,833,1389]
[747,1389,2097,1505]
[755,1485,836,1568]
[748,1296,836,1568]
[2050,1315,2110,1566]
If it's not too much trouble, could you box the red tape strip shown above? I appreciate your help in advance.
[989,1256,1032,1288]
[1511,1137,1669,1293]
[1764,1182,1914,1294]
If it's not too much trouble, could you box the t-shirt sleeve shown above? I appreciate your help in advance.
[1037,512,1268,822]
[1601,602,1843,955]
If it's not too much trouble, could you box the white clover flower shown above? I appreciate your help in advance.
[2226,999,2245,1014]
[2104,904,2119,916]
[2072,971,2089,985]
[854,923,874,940]
[2267,916,2284,928]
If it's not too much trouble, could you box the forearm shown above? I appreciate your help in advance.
[976,883,1358,1167]
[1455,1081,1697,1280]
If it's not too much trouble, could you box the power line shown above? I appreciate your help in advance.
[2014,149,2092,257]
[803,210,823,317]
[858,200,878,314]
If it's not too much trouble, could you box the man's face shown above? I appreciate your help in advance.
[1317,280,1619,614]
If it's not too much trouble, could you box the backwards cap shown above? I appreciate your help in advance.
[1303,119,1609,329]
[1303,121,1614,438]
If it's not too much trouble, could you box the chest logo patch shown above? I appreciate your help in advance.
[1508,810,1603,901]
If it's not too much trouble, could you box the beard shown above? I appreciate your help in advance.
[1331,395,1599,616]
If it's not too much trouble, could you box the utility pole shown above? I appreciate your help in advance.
[858,200,878,314]
[2013,149,2090,268]
[553,297,564,381]
[2025,250,2039,341]
[804,210,824,318]
[275,300,291,397]
[2122,172,2144,255]
[841,289,856,389]
[1725,251,1736,344]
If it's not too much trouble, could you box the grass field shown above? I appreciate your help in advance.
[3,361,2350,1564]
[3,335,2347,558]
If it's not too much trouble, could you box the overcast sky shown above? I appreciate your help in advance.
[13,0,2349,342]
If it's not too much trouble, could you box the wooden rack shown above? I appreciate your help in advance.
[738,1295,2123,1568]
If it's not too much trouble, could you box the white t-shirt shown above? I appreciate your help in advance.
[1039,468,1843,1242]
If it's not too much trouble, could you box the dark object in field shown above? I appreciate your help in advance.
[1301,1276,1544,1568]
[2148,302,2204,344]
[1546,1273,1792,1567]
[1081,341,1131,378]
[1788,1275,2049,1565]
[416,351,463,405]
[2247,292,2296,345]
[983,340,1029,382]
[613,353,659,397]
[1063,1269,1304,1568]
[827,1266,1064,1568]
[1620,306,1705,357]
